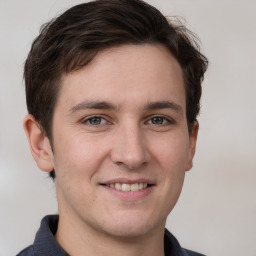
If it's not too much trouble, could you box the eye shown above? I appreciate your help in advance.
[147,116,173,125]
[83,116,107,126]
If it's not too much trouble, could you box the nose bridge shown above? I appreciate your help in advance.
[110,120,149,169]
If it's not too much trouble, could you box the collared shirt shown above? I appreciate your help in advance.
[17,215,205,256]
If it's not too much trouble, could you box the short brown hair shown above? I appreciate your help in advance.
[24,0,208,178]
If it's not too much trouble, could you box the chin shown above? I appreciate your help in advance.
[106,225,151,239]
[99,212,163,239]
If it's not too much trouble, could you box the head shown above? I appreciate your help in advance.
[24,0,208,244]
[24,0,207,179]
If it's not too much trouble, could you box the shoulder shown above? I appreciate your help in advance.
[16,215,67,256]
[164,229,206,256]
[16,245,35,256]
[182,248,206,256]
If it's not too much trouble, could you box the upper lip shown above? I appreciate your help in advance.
[100,178,155,185]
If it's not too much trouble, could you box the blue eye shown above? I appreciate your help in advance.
[84,116,107,126]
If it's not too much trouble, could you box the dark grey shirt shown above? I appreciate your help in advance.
[17,215,205,256]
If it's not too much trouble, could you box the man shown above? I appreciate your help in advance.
[18,0,208,255]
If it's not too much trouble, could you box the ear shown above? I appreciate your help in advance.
[23,114,54,172]
[186,121,199,171]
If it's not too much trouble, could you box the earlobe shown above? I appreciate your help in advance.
[186,121,199,171]
[23,114,54,172]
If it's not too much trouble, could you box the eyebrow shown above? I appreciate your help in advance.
[68,100,183,115]
[68,100,118,114]
[144,101,183,115]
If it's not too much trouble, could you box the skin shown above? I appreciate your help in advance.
[24,44,198,256]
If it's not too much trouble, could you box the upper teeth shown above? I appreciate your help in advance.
[107,183,147,192]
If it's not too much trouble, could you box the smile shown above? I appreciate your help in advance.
[106,183,148,192]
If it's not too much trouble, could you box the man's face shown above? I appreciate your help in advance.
[49,44,197,238]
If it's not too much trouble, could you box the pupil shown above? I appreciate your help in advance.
[152,117,163,124]
[90,117,101,125]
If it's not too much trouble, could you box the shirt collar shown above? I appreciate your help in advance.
[33,215,197,256]
[33,215,68,256]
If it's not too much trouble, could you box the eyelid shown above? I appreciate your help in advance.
[80,114,175,126]
[81,115,110,125]
[145,115,175,125]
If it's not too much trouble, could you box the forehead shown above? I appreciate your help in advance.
[57,44,185,111]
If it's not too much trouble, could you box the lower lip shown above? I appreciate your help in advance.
[101,185,154,200]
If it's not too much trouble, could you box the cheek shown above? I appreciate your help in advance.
[152,132,189,196]
[147,133,189,217]
[54,128,111,185]
[53,134,106,208]
[53,132,109,179]
[153,132,190,171]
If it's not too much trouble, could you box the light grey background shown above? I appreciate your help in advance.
[1,1,256,255]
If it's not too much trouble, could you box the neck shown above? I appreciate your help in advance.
[55,211,166,256]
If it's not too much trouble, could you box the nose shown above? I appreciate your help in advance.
[110,123,150,170]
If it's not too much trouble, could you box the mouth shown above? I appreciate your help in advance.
[100,180,155,200]
[102,182,153,192]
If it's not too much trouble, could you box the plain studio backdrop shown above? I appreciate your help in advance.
[0,1,255,255]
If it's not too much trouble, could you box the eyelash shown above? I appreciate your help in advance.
[146,116,174,126]
[82,115,109,126]
[82,115,174,127]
